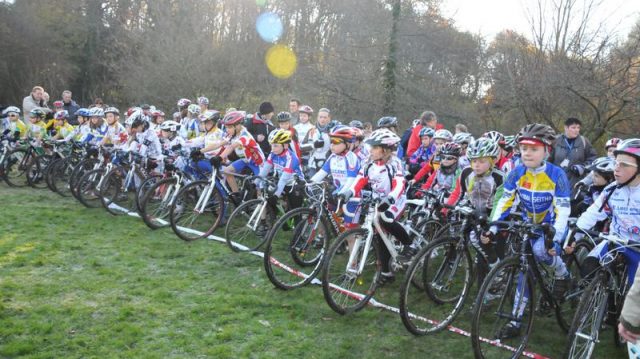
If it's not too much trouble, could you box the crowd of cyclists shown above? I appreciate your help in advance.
[1,96,639,359]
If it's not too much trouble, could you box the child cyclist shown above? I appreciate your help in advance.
[219,111,266,194]
[310,125,361,228]
[572,156,616,216]
[2,106,27,139]
[605,137,621,159]
[452,132,474,168]
[51,110,75,140]
[341,128,413,284]
[488,123,572,339]
[27,108,48,140]
[348,120,369,163]
[275,111,302,160]
[101,107,127,147]
[411,129,453,184]
[65,108,91,142]
[409,142,462,195]
[576,139,640,300]
[189,110,225,174]
[408,127,435,176]
[444,138,505,280]
[257,129,304,210]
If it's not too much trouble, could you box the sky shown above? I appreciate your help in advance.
[440,0,640,42]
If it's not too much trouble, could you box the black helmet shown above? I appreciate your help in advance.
[349,120,364,129]
[376,116,397,129]
[276,111,292,122]
[517,123,556,147]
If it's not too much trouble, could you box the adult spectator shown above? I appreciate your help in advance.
[22,86,46,115]
[549,117,597,187]
[245,101,276,155]
[619,269,640,343]
[61,90,80,125]
[363,121,373,138]
[93,98,105,109]
[289,98,300,125]
[406,110,444,157]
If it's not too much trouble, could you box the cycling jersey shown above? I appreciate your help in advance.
[459,155,470,169]
[84,124,108,145]
[161,135,186,156]
[577,182,640,243]
[294,122,314,152]
[353,144,369,164]
[311,151,361,192]
[180,117,200,140]
[7,119,27,138]
[228,128,265,166]
[131,128,162,158]
[499,152,515,173]
[54,123,75,139]
[28,121,47,139]
[260,148,303,196]
[305,126,332,171]
[492,162,571,244]
[103,122,127,147]
[66,123,90,142]
[422,166,462,192]
[409,144,434,167]
[447,167,505,212]
[351,156,406,219]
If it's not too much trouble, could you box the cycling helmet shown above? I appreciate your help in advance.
[268,129,292,144]
[412,119,421,127]
[197,96,209,105]
[222,111,245,126]
[88,107,104,118]
[419,127,435,138]
[517,123,556,147]
[349,120,364,129]
[467,138,501,159]
[53,100,64,108]
[54,110,69,120]
[200,110,221,123]
[75,108,90,117]
[187,104,200,115]
[104,107,120,115]
[298,105,313,115]
[502,135,518,150]
[588,157,615,174]
[440,142,462,157]
[172,111,181,120]
[151,110,165,118]
[177,98,191,108]
[453,132,474,145]
[2,106,20,115]
[605,137,621,149]
[353,127,365,141]
[433,129,453,141]
[159,120,181,132]
[330,125,356,143]
[127,107,141,117]
[482,130,505,145]
[377,116,398,129]
[126,109,145,126]
[365,128,401,147]
[276,111,292,122]
[131,116,147,129]
[613,138,640,162]
[29,108,47,119]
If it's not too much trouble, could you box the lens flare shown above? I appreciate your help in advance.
[265,45,297,79]
[256,12,283,43]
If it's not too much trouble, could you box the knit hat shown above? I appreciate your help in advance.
[259,101,274,115]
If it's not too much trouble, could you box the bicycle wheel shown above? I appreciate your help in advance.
[224,198,274,252]
[135,174,161,214]
[321,228,380,315]
[140,177,178,230]
[70,158,98,198]
[414,219,444,243]
[4,148,29,187]
[76,168,105,208]
[564,271,609,359]
[555,240,594,331]
[471,256,535,359]
[100,167,129,215]
[50,158,75,197]
[170,180,225,241]
[44,157,61,191]
[26,155,50,189]
[399,236,473,335]
[263,207,330,290]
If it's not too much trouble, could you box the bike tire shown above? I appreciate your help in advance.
[140,177,178,230]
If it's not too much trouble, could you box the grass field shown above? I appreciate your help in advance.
[0,185,624,358]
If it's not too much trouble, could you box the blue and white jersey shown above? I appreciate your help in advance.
[259,148,303,196]
[310,151,360,192]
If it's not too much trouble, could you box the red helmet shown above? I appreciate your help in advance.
[222,111,245,126]
[53,100,64,108]
[330,125,356,143]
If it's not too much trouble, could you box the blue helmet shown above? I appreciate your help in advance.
[75,108,90,117]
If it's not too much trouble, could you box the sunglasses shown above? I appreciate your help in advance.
[330,138,345,145]
[615,160,638,169]
[8,114,18,117]
[442,155,458,161]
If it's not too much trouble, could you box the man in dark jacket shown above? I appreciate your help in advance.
[549,117,597,187]
[245,101,276,155]
[62,90,80,125]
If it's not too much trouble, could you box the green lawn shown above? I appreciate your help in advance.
[0,186,623,358]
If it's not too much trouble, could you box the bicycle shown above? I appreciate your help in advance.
[321,190,427,315]
[0,130,23,186]
[262,181,343,290]
[74,147,116,208]
[47,141,85,197]
[564,232,639,359]
[100,151,156,215]
[470,220,584,358]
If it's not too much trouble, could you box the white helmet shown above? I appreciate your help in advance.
[2,106,20,115]
[453,132,474,145]
[159,120,181,132]
[588,157,615,174]
[365,128,401,147]
[88,107,104,117]
[433,129,453,141]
